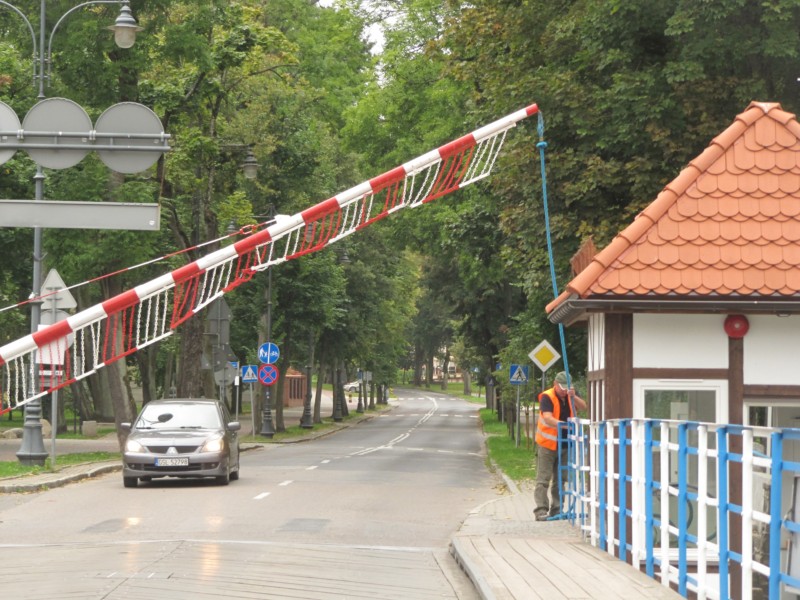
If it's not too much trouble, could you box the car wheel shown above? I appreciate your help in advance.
[215,467,230,486]
[123,476,138,488]
[230,468,239,481]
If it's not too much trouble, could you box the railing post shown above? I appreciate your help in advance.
[718,426,730,600]
[645,420,655,578]
[678,422,689,596]
[768,431,783,600]
[599,421,607,553]
[619,419,628,563]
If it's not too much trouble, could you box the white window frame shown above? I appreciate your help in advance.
[633,379,728,424]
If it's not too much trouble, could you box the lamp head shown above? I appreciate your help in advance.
[241,147,259,179]
[108,3,143,49]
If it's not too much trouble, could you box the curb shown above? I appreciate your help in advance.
[0,462,121,494]
[450,537,496,600]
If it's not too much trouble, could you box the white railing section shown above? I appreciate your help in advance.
[558,418,800,600]
[0,103,539,410]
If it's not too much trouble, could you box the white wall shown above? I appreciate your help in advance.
[633,314,729,369]
[743,315,800,386]
[588,314,604,372]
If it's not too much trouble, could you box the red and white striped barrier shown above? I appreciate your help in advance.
[0,103,538,410]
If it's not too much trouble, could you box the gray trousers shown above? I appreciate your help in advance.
[534,444,568,516]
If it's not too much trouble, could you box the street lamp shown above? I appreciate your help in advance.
[1,0,143,466]
[260,203,277,438]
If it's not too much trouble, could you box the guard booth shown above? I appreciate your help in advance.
[282,368,306,407]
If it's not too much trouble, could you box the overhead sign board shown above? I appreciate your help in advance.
[0,200,160,231]
[529,340,561,372]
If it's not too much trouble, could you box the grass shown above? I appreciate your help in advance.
[479,408,536,483]
[0,451,120,479]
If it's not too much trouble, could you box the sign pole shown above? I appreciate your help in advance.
[50,389,57,467]
[516,386,521,448]
[250,383,255,437]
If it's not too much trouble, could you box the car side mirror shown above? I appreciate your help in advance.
[228,422,241,432]
[120,422,131,431]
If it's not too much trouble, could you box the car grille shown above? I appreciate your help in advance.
[145,445,200,454]
[126,462,220,472]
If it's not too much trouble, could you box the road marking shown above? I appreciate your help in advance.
[278,480,293,486]
[321,459,330,464]
[306,465,318,471]
[254,492,270,500]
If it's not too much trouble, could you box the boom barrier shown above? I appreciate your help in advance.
[0,103,539,410]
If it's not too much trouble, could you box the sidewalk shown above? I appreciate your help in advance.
[450,476,683,600]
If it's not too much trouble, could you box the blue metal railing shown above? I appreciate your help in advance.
[559,418,800,600]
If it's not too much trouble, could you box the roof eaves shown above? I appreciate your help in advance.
[548,296,800,325]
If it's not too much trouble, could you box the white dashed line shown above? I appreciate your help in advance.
[278,480,293,486]
[254,492,270,500]
[321,459,330,464]
[306,465,318,471]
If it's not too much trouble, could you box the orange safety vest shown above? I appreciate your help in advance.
[535,388,573,451]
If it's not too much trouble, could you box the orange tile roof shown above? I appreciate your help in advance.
[547,102,800,315]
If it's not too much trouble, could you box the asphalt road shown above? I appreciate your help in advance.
[0,389,498,599]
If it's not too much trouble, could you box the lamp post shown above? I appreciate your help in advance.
[300,363,313,429]
[1,0,142,466]
[260,204,276,438]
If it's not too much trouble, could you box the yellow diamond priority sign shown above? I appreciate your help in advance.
[528,340,560,372]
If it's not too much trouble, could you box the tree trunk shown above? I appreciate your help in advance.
[178,319,206,398]
[440,349,450,390]
[136,343,159,404]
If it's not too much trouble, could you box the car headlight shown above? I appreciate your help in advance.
[201,435,225,453]
[125,438,145,453]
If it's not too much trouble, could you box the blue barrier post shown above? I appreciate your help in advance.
[645,420,655,577]
[599,422,607,552]
[619,419,628,562]
[678,422,689,596]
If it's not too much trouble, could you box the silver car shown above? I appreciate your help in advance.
[121,399,240,488]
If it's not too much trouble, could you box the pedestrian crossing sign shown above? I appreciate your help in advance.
[509,364,529,385]
[241,365,258,383]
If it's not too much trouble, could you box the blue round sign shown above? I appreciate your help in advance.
[258,364,279,387]
[258,342,280,365]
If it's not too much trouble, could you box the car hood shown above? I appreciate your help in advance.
[128,429,221,445]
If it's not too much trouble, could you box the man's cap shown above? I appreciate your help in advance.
[554,371,568,386]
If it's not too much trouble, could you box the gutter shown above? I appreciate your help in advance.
[548,296,800,325]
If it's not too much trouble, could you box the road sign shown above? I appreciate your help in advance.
[258,364,279,387]
[41,268,77,310]
[509,364,529,385]
[241,365,258,383]
[213,361,238,387]
[258,342,280,364]
[529,340,560,372]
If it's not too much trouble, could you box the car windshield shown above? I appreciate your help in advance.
[135,403,222,430]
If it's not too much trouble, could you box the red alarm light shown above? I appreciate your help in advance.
[724,314,749,338]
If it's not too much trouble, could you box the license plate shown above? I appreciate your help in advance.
[155,457,189,467]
